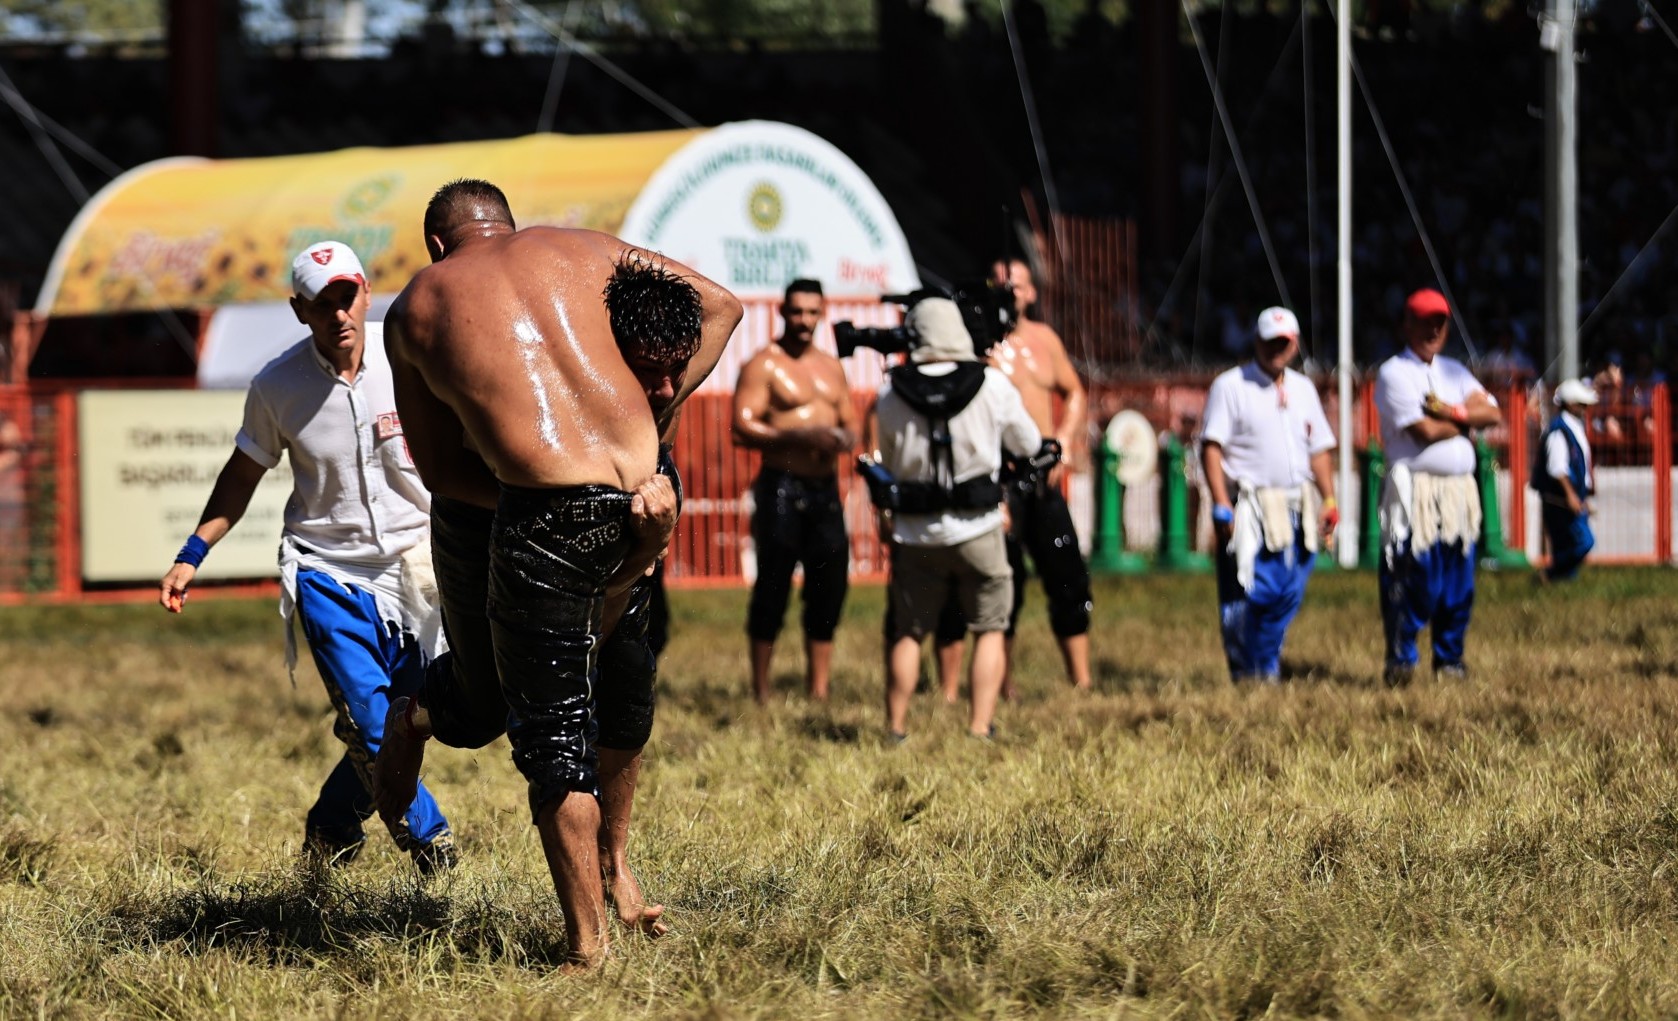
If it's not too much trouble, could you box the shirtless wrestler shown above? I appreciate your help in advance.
[372,179,741,967]
[732,279,858,704]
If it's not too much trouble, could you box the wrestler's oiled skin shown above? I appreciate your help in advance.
[732,291,856,479]
[379,211,740,966]
[388,227,664,494]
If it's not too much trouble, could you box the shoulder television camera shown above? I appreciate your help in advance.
[833,281,1017,360]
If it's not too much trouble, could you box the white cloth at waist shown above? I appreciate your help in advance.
[1378,465,1481,567]
[277,534,445,681]
[1228,483,1321,592]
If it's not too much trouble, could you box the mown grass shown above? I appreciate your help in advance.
[2,568,1677,1019]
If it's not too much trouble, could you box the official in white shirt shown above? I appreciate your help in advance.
[1200,306,1338,684]
[157,242,455,873]
[1534,379,1598,582]
[1372,288,1502,686]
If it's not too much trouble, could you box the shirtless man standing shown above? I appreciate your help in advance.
[732,279,858,704]
[937,258,1093,695]
[372,179,741,967]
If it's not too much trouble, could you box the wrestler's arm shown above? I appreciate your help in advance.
[159,449,267,611]
[832,356,860,450]
[1044,328,1088,465]
[623,246,742,425]
[731,355,847,453]
[385,317,499,510]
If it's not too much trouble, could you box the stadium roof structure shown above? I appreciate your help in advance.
[35,119,920,319]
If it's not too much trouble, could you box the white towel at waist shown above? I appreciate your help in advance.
[1379,465,1480,566]
[277,535,446,683]
[1229,483,1321,592]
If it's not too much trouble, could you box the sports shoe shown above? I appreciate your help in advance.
[302,827,365,869]
[1382,664,1415,689]
[1435,663,1468,681]
[412,835,459,877]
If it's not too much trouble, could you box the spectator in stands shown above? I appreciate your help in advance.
[157,241,457,874]
[1374,288,1502,686]
[1479,321,1536,389]
[732,278,857,705]
[1534,379,1598,583]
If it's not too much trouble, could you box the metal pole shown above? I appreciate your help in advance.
[1542,0,1579,383]
[1335,0,1356,567]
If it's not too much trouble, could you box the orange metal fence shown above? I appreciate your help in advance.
[0,377,1669,605]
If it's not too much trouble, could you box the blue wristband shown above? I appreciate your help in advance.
[176,535,210,568]
[1212,504,1235,525]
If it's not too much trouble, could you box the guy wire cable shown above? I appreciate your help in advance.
[536,0,588,132]
[0,60,92,204]
[999,0,1088,368]
[1344,48,1477,359]
[1318,3,1476,358]
[1141,19,1303,359]
[1190,0,1234,367]
[1184,0,1294,314]
[1301,0,1323,366]
[1568,0,1678,352]
[500,0,699,128]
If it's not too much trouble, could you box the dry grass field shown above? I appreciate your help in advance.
[2,567,1677,1019]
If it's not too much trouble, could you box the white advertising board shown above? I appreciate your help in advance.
[621,120,920,299]
[79,390,293,582]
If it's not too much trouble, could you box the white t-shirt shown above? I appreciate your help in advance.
[1545,410,1593,485]
[236,322,431,562]
[1200,362,1335,490]
[1374,347,1493,477]
[876,362,1042,548]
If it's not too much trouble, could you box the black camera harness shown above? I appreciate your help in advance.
[884,362,1004,514]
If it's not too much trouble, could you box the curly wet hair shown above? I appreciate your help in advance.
[603,253,703,364]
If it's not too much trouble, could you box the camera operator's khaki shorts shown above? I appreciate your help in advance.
[889,527,1013,640]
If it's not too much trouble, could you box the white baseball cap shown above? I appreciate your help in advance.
[291,241,366,300]
[1255,306,1300,341]
[1553,379,1599,407]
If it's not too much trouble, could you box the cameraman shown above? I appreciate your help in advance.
[872,298,1041,741]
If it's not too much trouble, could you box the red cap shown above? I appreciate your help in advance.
[1405,288,1450,319]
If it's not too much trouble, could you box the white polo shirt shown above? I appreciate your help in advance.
[1375,347,1492,477]
[1200,362,1335,490]
[236,322,430,561]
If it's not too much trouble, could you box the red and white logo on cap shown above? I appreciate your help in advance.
[311,249,333,266]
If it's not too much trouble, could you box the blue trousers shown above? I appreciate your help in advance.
[1215,529,1314,681]
[294,569,451,853]
[1379,540,1476,670]
[1543,505,1595,581]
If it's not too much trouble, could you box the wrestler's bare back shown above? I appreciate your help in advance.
[391,228,658,490]
[744,344,852,477]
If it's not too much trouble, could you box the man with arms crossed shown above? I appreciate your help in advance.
[159,241,455,873]
[372,180,741,967]
[1374,288,1501,686]
[732,278,857,704]
[1200,307,1338,684]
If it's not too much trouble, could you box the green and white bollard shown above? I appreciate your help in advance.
[1476,435,1529,569]
[1156,433,1211,573]
[1090,434,1149,574]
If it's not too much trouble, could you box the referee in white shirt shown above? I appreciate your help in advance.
[1200,307,1338,684]
[158,241,455,873]
[1373,288,1502,685]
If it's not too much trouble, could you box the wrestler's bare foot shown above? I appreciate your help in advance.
[373,696,429,831]
[605,864,670,937]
